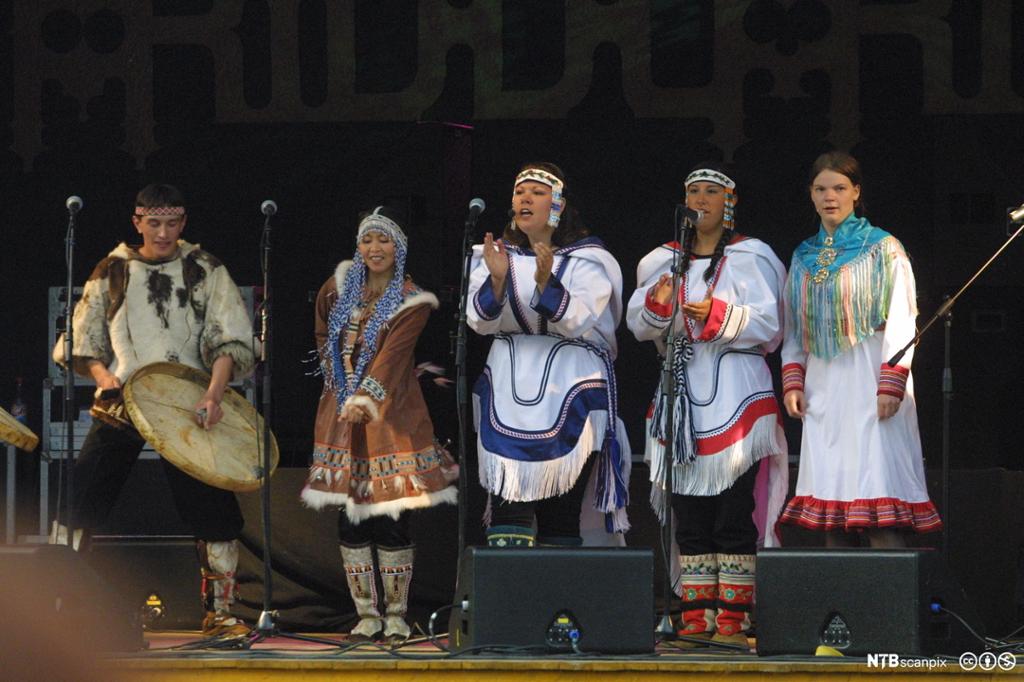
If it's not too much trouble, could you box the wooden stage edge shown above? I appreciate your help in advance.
[91,633,1021,681]
[103,658,1017,681]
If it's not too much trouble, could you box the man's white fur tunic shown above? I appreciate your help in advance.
[54,240,255,381]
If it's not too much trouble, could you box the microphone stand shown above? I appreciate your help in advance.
[656,205,691,639]
[453,207,480,568]
[254,204,276,637]
[940,296,951,564]
[888,220,1024,564]
[61,203,79,549]
[243,203,341,649]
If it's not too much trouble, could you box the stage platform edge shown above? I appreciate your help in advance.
[91,633,1018,682]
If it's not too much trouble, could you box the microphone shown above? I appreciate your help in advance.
[467,197,485,222]
[261,200,278,216]
[66,195,83,215]
[1009,203,1024,224]
[676,205,703,226]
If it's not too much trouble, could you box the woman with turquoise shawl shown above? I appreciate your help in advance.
[779,151,941,547]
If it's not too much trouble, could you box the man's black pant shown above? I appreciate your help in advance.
[61,420,244,541]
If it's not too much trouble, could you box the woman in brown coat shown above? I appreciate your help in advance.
[301,206,457,642]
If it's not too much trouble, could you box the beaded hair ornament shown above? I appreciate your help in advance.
[685,168,737,231]
[356,206,408,248]
[134,205,185,217]
[513,168,565,229]
[324,206,408,408]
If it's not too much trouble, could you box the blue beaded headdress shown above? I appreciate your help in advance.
[323,206,408,407]
[356,206,407,248]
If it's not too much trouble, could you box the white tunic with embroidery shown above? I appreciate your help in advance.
[467,238,631,529]
[626,237,789,545]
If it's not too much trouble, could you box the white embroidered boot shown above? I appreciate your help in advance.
[340,543,383,641]
[377,545,414,644]
[198,539,249,637]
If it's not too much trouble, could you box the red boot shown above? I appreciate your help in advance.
[713,554,754,648]
[676,553,718,647]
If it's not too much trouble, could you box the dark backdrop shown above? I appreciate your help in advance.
[2,0,1024,614]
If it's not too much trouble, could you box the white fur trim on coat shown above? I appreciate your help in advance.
[392,290,439,316]
[300,483,458,521]
[334,259,353,293]
[333,259,439,320]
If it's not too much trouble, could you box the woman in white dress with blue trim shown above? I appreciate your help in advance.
[468,162,631,546]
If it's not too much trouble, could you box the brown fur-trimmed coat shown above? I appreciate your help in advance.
[301,260,457,522]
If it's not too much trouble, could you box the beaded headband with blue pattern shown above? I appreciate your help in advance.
[514,168,565,228]
[685,168,737,230]
[356,206,407,247]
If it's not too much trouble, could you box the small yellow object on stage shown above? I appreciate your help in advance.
[815,644,845,657]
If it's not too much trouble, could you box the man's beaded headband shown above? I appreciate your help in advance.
[514,168,565,228]
[357,206,408,248]
[134,205,185,217]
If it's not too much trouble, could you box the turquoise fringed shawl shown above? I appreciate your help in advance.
[788,213,907,359]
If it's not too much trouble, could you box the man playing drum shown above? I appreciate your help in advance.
[52,183,255,636]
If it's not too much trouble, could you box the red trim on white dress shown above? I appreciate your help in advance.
[696,395,779,455]
[781,495,942,533]
[646,394,781,456]
[695,297,728,342]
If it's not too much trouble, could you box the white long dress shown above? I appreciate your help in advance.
[780,224,941,532]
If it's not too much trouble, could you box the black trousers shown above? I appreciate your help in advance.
[672,462,759,555]
[490,455,597,543]
[61,420,244,541]
[338,511,411,548]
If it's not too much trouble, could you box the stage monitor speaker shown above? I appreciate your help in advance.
[448,547,654,654]
[87,535,204,630]
[756,548,985,657]
[0,544,143,652]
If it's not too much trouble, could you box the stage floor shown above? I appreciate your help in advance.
[87,631,1021,681]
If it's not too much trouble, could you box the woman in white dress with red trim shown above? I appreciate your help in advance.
[780,151,941,547]
[627,163,788,647]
